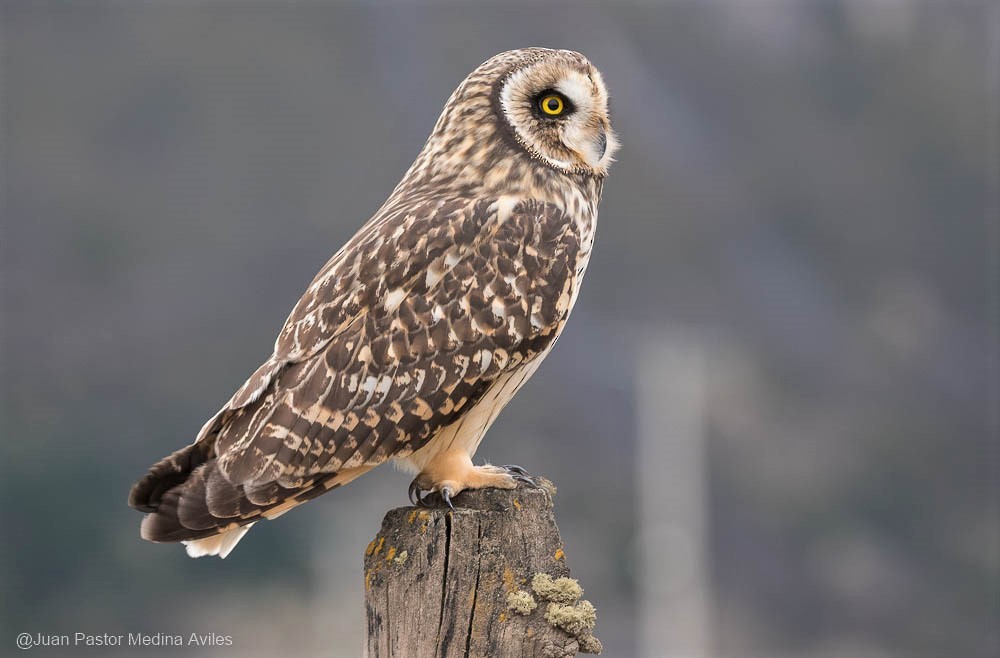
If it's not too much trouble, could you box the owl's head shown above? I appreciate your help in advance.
[494,49,618,177]
[413,49,618,190]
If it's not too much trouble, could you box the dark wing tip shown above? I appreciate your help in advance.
[128,441,213,512]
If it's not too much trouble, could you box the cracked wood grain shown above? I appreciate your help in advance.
[363,482,600,657]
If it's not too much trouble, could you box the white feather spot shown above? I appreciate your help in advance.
[496,195,519,222]
[384,288,406,311]
[426,269,443,288]
[508,315,524,339]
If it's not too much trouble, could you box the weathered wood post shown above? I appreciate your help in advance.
[363,481,602,658]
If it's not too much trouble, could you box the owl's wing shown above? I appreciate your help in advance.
[130,197,581,542]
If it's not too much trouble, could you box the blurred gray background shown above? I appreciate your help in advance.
[2,1,998,657]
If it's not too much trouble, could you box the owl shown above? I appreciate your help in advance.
[129,48,618,558]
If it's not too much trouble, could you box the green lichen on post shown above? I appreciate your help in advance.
[543,600,597,636]
[531,572,584,604]
[506,590,538,615]
[528,571,601,653]
[578,633,603,654]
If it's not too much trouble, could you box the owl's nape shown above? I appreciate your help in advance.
[130,49,615,558]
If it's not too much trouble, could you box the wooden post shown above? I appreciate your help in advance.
[363,481,602,658]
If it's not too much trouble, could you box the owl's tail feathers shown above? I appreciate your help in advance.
[182,524,255,559]
[128,442,263,558]
[130,445,372,558]
[128,441,213,514]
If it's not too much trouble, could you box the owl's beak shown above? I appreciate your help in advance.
[594,127,608,161]
[592,120,617,172]
[566,120,617,173]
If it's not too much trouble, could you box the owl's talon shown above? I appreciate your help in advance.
[408,480,428,507]
[500,464,539,488]
[513,474,539,487]
[439,487,456,511]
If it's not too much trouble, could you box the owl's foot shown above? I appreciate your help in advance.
[408,479,457,509]
[407,450,537,509]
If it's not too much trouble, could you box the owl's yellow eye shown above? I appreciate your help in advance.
[539,94,565,116]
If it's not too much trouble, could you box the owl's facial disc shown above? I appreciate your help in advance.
[498,53,618,177]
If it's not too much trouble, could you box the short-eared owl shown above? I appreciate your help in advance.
[129,48,618,558]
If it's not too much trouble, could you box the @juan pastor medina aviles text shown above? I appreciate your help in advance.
[16,632,233,650]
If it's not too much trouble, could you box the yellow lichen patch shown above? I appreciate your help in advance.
[506,590,537,615]
[526,628,534,639]
[365,556,386,591]
[544,600,597,636]
[416,510,431,535]
[393,550,409,565]
[554,548,565,561]
[503,567,517,593]
[373,537,385,556]
[365,538,378,556]
[512,498,522,510]
[531,573,583,604]
[385,547,397,563]
[498,612,507,623]
[407,510,418,524]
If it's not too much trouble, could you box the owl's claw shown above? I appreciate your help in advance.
[408,480,427,507]
[501,464,540,488]
[439,486,456,511]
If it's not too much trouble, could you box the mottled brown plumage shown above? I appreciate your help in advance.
[129,48,618,557]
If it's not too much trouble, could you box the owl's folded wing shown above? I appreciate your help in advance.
[129,197,579,543]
